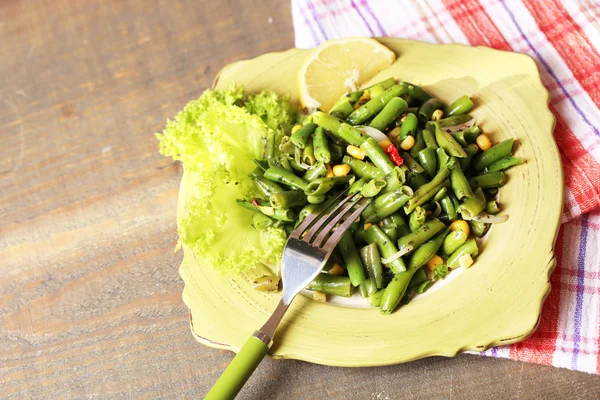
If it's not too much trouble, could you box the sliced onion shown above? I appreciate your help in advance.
[381,245,414,264]
[432,201,441,218]
[472,212,509,223]
[444,117,476,133]
[357,126,388,143]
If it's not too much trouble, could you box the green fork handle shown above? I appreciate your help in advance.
[204,331,270,400]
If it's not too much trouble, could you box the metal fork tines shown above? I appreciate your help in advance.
[259,191,370,343]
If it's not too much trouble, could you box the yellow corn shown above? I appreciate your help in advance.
[346,145,365,160]
[476,134,492,151]
[400,114,407,123]
[333,164,351,177]
[426,255,444,271]
[313,291,327,302]
[364,223,373,230]
[459,254,474,269]
[400,135,415,150]
[325,163,335,178]
[291,124,302,135]
[328,263,345,276]
[450,220,470,236]
[378,139,392,150]
[432,109,444,121]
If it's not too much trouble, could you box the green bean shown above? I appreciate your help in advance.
[304,175,353,196]
[457,187,486,220]
[407,227,450,269]
[451,193,460,211]
[439,194,458,221]
[252,212,274,230]
[404,168,451,214]
[253,159,269,171]
[404,82,433,103]
[249,167,264,179]
[485,156,524,173]
[312,127,331,164]
[369,97,408,131]
[361,178,387,197]
[264,130,276,159]
[468,171,506,189]
[410,129,426,158]
[338,231,367,287]
[258,206,296,222]
[287,155,308,172]
[422,127,439,149]
[254,176,285,198]
[441,228,468,257]
[364,226,406,273]
[446,95,473,117]
[467,125,481,136]
[433,187,448,202]
[458,144,479,171]
[367,290,384,307]
[486,200,500,215]
[299,203,322,221]
[380,272,414,314]
[307,274,353,297]
[264,166,309,191]
[363,186,414,223]
[406,172,429,190]
[452,129,480,146]
[399,112,418,141]
[347,85,408,125]
[472,138,514,171]
[236,198,267,212]
[279,135,295,155]
[330,143,344,163]
[302,142,316,166]
[360,137,396,174]
[415,280,433,294]
[436,147,452,171]
[329,91,364,120]
[268,155,292,172]
[349,177,368,195]
[387,127,402,147]
[450,161,474,200]
[364,77,396,94]
[360,243,384,289]
[358,277,378,298]
[397,218,446,255]
[416,147,438,178]
[486,188,499,196]
[270,190,308,209]
[447,239,479,269]
[409,206,426,232]
[303,162,328,181]
[437,114,473,128]
[307,194,326,204]
[381,214,410,243]
[312,112,366,146]
[400,151,425,173]
[342,156,386,179]
[409,267,428,289]
[433,122,467,158]
[469,220,490,238]
[290,123,317,149]
[383,166,406,193]
[418,98,445,122]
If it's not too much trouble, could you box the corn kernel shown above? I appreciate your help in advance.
[346,145,365,160]
[400,114,408,123]
[432,109,444,121]
[328,263,345,276]
[450,220,470,236]
[291,124,302,135]
[426,255,444,271]
[400,135,415,150]
[476,134,492,151]
[378,139,392,150]
[459,254,474,269]
[333,164,351,177]
[313,291,327,302]
[364,223,373,230]
[324,163,334,178]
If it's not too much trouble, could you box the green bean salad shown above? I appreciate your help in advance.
[240,78,522,314]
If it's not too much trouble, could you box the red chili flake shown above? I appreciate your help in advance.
[251,199,260,207]
[385,144,404,166]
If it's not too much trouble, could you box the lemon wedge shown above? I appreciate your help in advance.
[298,37,396,111]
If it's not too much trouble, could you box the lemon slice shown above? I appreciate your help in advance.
[298,37,396,111]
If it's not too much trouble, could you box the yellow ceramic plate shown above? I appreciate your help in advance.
[178,38,562,366]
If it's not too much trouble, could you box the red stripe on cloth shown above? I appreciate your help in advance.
[441,0,561,362]
[521,0,600,110]
[440,0,511,50]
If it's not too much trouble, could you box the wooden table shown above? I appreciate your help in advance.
[1,0,599,398]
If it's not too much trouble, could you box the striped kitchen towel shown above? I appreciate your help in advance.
[291,0,600,374]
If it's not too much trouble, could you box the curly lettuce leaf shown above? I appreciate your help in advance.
[156,85,297,276]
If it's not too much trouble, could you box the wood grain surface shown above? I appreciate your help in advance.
[0,0,599,399]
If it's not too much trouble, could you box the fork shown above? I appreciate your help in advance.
[204,191,370,400]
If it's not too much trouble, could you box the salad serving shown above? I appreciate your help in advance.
[157,40,523,315]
